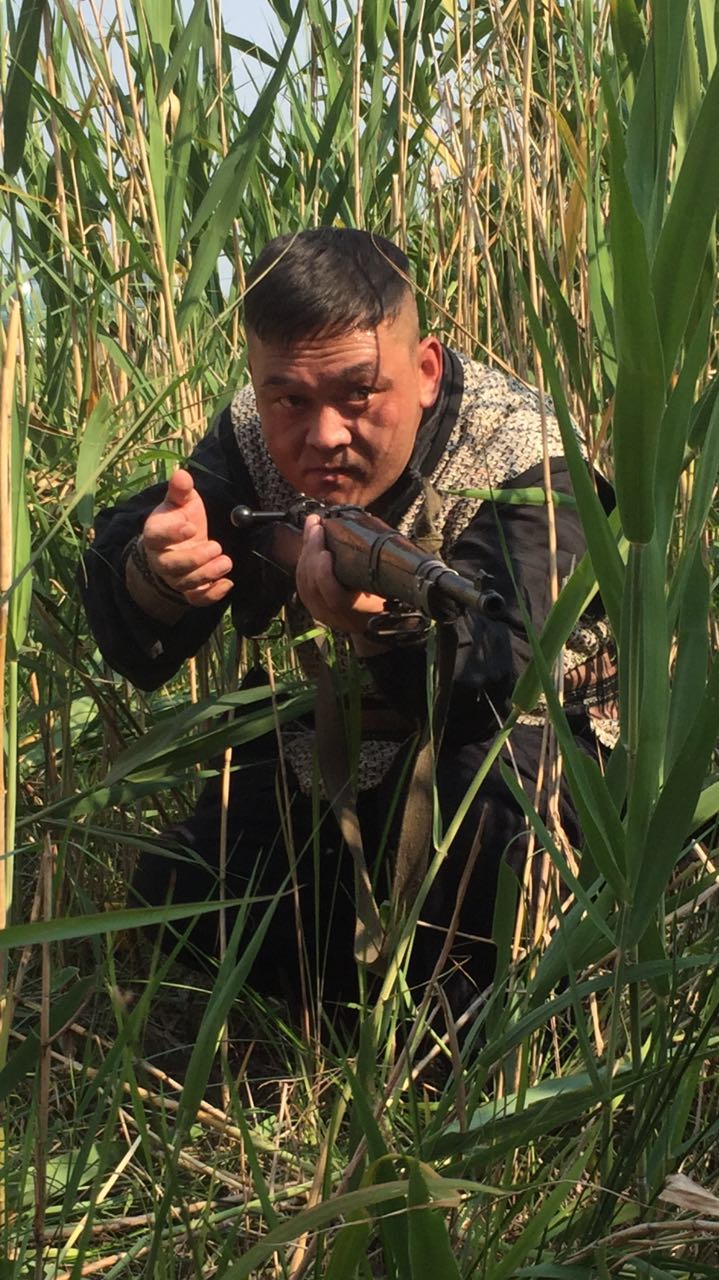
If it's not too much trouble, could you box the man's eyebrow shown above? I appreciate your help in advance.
[336,362,383,383]
[260,362,384,390]
[260,374,298,388]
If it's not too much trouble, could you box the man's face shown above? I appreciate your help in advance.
[248,304,443,507]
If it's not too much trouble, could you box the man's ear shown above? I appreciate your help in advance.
[417,335,443,409]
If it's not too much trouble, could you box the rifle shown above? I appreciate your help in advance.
[230,497,505,640]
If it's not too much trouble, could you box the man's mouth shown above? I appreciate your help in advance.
[301,466,367,500]
[304,464,364,482]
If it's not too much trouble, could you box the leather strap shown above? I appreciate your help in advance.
[313,611,457,971]
[313,639,386,971]
[389,624,457,924]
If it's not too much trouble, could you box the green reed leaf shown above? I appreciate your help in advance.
[224,31,278,68]
[692,777,719,827]
[74,394,115,529]
[697,0,717,77]
[610,0,646,79]
[654,290,715,553]
[164,39,200,268]
[605,86,666,544]
[666,545,711,771]
[500,764,618,943]
[174,893,277,1134]
[177,0,305,332]
[534,249,594,406]
[0,900,244,950]
[651,58,719,375]
[407,1163,462,1280]
[623,536,670,882]
[157,0,207,103]
[514,267,625,629]
[625,0,689,253]
[512,539,608,715]
[628,653,719,945]
[102,687,312,784]
[26,80,156,277]
[324,1215,371,1280]
[3,0,47,176]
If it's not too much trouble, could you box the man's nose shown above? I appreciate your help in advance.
[305,405,353,450]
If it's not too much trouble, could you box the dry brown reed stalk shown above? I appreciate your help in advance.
[210,0,243,351]
[51,1134,143,1260]
[286,1089,346,1279]
[9,1018,309,1176]
[567,1218,719,1263]
[506,1,571,1009]
[47,1185,213,1243]
[54,1248,155,1279]
[352,1,364,230]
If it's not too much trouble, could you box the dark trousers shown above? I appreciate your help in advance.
[131,706,583,1017]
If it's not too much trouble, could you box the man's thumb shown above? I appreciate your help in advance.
[166,468,195,508]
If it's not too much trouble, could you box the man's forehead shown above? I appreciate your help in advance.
[249,313,417,376]
[249,325,390,375]
[258,358,384,389]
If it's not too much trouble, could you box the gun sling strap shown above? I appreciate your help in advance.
[314,622,458,974]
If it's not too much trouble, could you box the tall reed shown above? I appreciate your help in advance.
[0,0,717,1274]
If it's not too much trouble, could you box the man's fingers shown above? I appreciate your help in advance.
[184,578,234,606]
[155,552,233,595]
[155,540,229,578]
[296,517,385,631]
[142,514,198,551]
[308,549,347,613]
[169,556,234,591]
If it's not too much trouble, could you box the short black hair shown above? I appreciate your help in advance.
[243,227,413,345]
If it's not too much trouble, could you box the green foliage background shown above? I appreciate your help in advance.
[0,0,718,1274]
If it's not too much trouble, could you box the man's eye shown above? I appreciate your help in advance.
[346,386,373,403]
[278,394,307,409]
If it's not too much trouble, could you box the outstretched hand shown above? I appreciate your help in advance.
[141,469,234,607]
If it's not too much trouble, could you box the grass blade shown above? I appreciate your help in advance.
[3,0,47,175]
[651,58,719,374]
[604,85,665,544]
